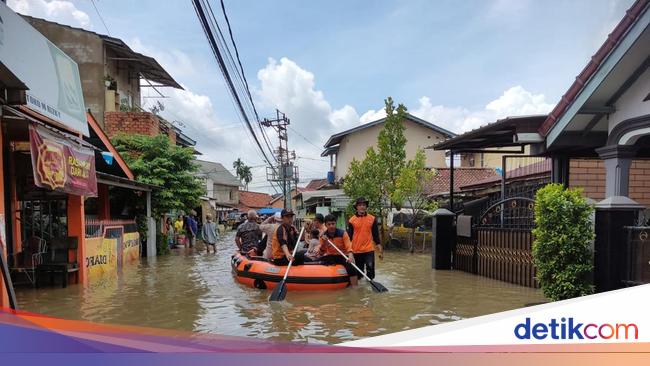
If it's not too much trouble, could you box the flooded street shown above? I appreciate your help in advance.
[16,232,546,344]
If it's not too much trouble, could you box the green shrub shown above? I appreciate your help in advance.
[157,232,170,256]
[532,183,594,301]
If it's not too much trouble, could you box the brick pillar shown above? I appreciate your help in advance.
[68,195,86,284]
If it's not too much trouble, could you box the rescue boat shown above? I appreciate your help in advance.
[231,253,350,291]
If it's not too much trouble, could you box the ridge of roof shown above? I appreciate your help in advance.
[538,0,650,136]
[323,113,457,148]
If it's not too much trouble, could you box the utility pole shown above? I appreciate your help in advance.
[262,110,299,210]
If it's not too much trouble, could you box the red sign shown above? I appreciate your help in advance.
[29,123,98,197]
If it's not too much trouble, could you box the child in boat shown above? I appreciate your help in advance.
[305,228,321,261]
[319,214,358,286]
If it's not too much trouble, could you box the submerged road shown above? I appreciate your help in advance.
[16,231,545,343]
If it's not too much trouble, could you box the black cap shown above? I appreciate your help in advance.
[281,209,295,217]
[354,197,369,208]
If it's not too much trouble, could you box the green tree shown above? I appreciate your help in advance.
[112,133,205,219]
[391,149,438,253]
[377,96,408,203]
[233,158,252,190]
[532,183,594,301]
[343,147,385,217]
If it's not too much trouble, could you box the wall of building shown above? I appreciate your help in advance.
[608,67,650,132]
[569,159,650,207]
[104,48,141,112]
[214,184,238,205]
[460,146,532,169]
[104,111,176,142]
[334,120,448,179]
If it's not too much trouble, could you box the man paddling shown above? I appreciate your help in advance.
[347,197,383,280]
[319,214,358,286]
[271,209,304,266]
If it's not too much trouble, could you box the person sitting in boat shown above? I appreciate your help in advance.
[236,210,262,256]
[319,214,358,286]
[305,228,322,261]
[258,212,282,258]
[271,209,305,266]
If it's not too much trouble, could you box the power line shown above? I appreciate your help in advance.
[90,0,111,35]
[287,125,322,150]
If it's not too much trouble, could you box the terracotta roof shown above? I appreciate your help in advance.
[306,179,329,190]
[238,190,273,211]
[425,168,500,196]
[460,160,551,190]
[538,0,650,136]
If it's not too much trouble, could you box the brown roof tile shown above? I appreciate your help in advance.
[425,168,500,196]
[238,190,273,211]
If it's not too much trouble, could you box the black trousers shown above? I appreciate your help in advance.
[273,251,305,266]
[353,251,375,279]
[320,255,356,278]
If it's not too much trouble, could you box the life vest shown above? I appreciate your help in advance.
[349,213,376,253]
[271,224,298,259]
[319,228,352,257]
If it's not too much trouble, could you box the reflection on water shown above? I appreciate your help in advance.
[16,232,546,343]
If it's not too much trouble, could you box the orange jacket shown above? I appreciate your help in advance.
[347,213,380,253]
[319,228,352,256]
[271,224,299,259]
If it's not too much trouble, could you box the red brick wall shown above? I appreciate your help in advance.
[104,112,160,137]
[569,159,650,207]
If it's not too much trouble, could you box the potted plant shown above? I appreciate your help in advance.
[176,228,187,248]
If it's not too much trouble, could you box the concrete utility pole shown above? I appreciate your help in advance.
[262,110,299,210]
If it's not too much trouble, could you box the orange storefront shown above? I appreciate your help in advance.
[0,3,153,308]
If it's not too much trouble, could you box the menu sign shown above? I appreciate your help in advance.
[29,123,97,197]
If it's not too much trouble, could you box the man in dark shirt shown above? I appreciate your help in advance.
[236,210,262,255]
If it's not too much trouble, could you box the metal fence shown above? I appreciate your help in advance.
[85,219,138,238]
[624,226,650,286]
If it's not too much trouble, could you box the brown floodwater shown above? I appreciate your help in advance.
[16,231,546,344]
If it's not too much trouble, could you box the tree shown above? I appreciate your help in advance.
[377,96,408,204]
[391,149,438,253]
[343,147,385,217]
[112,133,205,219]
[233,158,253,190]
[532,184,594,301]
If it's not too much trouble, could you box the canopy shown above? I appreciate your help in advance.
[258,208,282,215]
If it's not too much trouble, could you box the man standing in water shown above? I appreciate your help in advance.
[201,214,219,254]
[347,197,383,280]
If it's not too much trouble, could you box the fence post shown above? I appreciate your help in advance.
[146,191,156,257]
[431,208,455,270]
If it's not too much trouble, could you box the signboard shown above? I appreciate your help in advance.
[29,123,97,197]
[0,2,88,135]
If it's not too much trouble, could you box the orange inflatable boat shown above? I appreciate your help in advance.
[231,253,351,291]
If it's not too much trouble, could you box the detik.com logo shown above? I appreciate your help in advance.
[514,318,638,340]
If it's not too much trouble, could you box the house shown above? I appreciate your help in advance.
[194,160,240,223]
[425,168,500,200]
[21,16,196,150]
[268,186,313,210]
[305,178,330,190]
[294,189,350,228]
[238,190,274,213]
[322,113,456,180]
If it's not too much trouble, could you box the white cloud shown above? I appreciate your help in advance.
[411,86,553,134]
[8,0,91,28]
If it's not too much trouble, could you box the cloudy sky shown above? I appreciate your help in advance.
[8,0,634,192]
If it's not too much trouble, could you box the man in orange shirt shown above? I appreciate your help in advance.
[270,209,304,266]
[347,197,383,280]
[319,214,358,286]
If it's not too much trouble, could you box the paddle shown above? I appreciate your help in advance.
[269,226,305,302]
[324,238,388,293]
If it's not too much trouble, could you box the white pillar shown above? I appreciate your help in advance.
[146,190,156,257]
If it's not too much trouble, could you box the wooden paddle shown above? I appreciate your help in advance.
[324,238,388,293]
[269,226,305,302]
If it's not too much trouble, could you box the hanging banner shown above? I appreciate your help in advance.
[29,123,97,197]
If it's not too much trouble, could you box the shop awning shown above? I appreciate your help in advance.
[258,208,282,215]
[96,172,154,192]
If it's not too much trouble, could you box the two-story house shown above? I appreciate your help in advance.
[22,15,196,149]
[322,113,456,180]
[195,160,241,223]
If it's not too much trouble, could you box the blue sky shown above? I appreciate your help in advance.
[8,0,634,191]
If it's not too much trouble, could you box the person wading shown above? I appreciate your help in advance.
[271,209,304,266]
[319,214,358,286]
[347,197,383,280]
[201,214,219,254]
[236,210,262,255]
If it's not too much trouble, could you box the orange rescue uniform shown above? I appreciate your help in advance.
[347,213,380,253]
[319,228,352,256]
